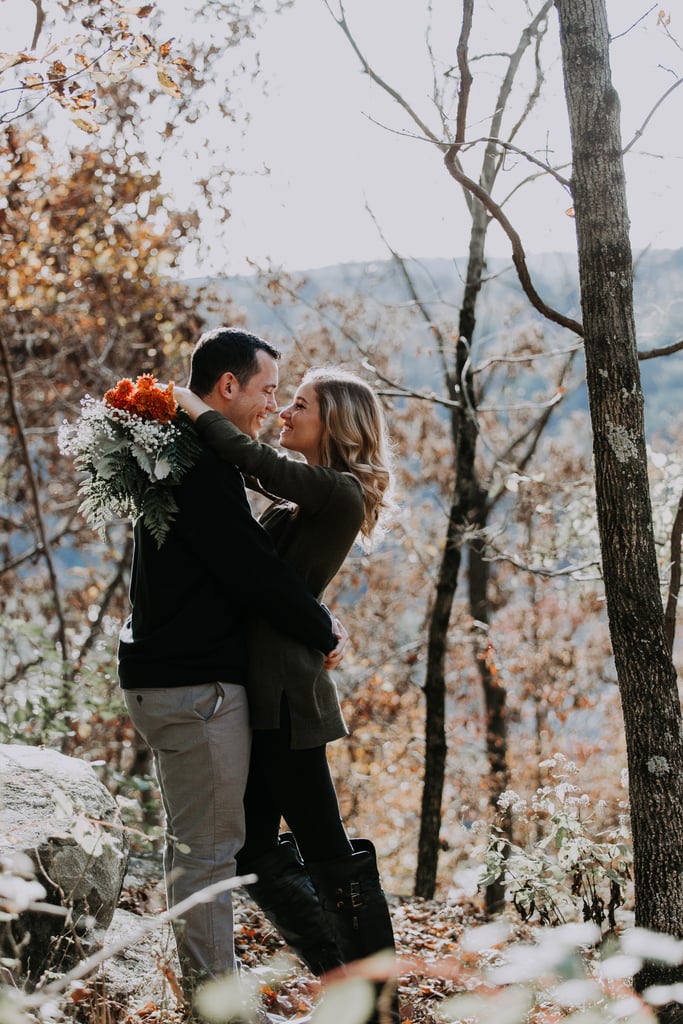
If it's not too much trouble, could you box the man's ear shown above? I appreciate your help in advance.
[219,371,238,400]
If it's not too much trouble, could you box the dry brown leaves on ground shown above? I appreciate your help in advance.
[84,855,491,1024]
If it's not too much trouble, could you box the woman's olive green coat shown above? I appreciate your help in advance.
[195,410,364,748]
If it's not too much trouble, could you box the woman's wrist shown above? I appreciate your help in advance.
[174,385,209,422]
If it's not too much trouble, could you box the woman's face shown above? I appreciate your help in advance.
[279,382,323,464]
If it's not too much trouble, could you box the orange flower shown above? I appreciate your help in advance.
[104,376,177,423]
[103,378,135,410]
[128,377,177,422]
[134,373,158,393]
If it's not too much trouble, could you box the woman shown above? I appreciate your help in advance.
[174,367,399,1022]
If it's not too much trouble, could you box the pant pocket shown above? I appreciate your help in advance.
[192,682,224,722]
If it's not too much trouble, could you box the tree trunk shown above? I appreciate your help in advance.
[460,204,513,915]
[415,483,461,898]
[470,531,511,914]
[556,0,683,1003]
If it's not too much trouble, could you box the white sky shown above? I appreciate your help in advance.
[177,0,683,275]
[3,0,682,276]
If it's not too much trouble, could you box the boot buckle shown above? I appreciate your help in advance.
[350,881,363,909]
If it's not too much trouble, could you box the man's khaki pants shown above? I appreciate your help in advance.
[124,681,251,990]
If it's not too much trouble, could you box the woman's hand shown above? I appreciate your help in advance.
[324,616,349,670]
[173,385,211,422]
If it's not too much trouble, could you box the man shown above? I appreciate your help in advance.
[119,327,341,1004]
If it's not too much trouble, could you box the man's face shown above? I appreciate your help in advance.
[228,350,279,438]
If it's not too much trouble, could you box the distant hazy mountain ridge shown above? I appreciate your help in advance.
[188,248,683,439]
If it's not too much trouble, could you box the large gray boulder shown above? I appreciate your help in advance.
[0,743,129,982]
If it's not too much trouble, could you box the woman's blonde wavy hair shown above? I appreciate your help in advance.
[301,366,396,543]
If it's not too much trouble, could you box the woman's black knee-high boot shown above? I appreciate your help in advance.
[308,839,400,1023]
[242,833,344,977]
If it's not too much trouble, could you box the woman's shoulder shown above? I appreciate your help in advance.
[321,471,365,528]
[319,467,363,504]
[337,470,364,501]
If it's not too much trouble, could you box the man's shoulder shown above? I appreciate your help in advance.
[163,444,248,541]
[183,440,240,484]
[172,441,244,510]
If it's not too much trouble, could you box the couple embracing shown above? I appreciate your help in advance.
[118,327,400,1023]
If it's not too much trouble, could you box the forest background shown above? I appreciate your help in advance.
[2,1,683,1022]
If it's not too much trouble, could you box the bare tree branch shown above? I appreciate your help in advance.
[503,18,546,151]
[487,353,580,514]
[610,3,658,43]
[75,534,133,667]
[0,327,70,669]
[455,0,474,146]
[360,360,458,410]
[474,342,582,372]
[22,873,257,1005]
[29,0,46,51]
[450,0,475,217]
[323,0,444,148]
[1,511,84,573]
[484,0,554,191]
[461,136,572,190]
[365,204,460,403]
[622,74,683,154]
[0,45,115,125]
[443,144,584,337]
[487,546,601,579]
[638,338,683,360]
[478,391,565,414]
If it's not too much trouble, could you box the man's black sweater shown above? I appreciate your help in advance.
[118,441,336,689]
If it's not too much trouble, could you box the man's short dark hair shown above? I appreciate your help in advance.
[188,327,281,396]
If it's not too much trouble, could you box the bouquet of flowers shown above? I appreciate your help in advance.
[58,374,201,547]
